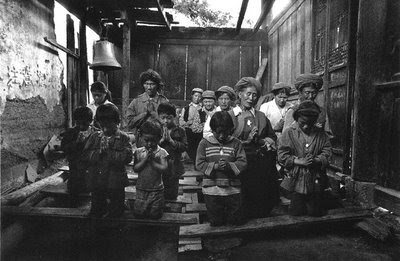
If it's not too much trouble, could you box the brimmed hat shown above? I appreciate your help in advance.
[215,86,236,101]
[271,82,291,95]
[294,73,323,91]
[192,88,204,94]
[202,90,216,100]
[234,77,261,94]
[293,100,321,121]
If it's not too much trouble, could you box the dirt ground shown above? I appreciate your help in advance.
[178,223,400,261]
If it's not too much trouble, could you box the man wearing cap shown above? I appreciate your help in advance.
[179,88,204,161]
[197,90,216,129]
[283,73,333,138]
[260,82,293,137]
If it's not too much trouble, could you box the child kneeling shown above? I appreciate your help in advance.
[133,120,169,219]
[196,111,247,226]
[61,107,98,207]
[278,101,332,216]
[158,103,188,200]
[83,104,132,218]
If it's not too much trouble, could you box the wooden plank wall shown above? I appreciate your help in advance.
[267,0,310,91]
[266,0,350,171]
[129,33,260,106]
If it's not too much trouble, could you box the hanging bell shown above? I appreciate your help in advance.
[90,39,121,71]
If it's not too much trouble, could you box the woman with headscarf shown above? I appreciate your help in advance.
[283,73,332,138]
[278,100,332,216]
[259,82,293,138]
[126,69,169,141]
[203,86,237,138]
[232,77,279,218]
[87,81,114,128]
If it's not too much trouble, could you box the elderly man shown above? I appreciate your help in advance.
[283,73,333,138]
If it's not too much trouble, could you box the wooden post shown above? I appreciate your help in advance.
[343,0,359,175]
[79,12,88,106]
[352,0,387,181]
[66,14,75,127]
[121,11,132,127]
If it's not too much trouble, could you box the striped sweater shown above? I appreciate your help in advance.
[196,135,247,195]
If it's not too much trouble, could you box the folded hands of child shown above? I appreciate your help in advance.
[295,154,321,167]
[214,158,230,171]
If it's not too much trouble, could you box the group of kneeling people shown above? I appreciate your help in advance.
[61,69,333,226]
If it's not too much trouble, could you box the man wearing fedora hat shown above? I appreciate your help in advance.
[260,82,293,137]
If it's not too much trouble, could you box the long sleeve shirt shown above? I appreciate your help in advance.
[126,92,168,130]
[82,130,133,190]
[179,102,202,133]
[196,135,247,196]
[278,122,332,194]
[159,126,188,178]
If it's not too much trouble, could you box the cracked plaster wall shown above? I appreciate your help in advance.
[0,0,66,173]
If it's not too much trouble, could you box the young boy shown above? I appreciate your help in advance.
[133,120,169,219]
[61,107,98,206]
[158,103,188,200]
[179,88,203,161]
[278,100,332,216]
[83,104,132,218]
[196,111,247,226]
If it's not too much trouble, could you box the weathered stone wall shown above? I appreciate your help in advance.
[0,0,65,185]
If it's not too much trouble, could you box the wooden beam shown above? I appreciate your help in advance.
[79,11,89,106]
[253,0,274,33]
[179,208,371,237]
[44,37,80,59]
[343,0,359,175]
[1,171,66,206]
[2,206,199,225]
[154,0,171,31]
[374,185,400,215]
[236,0,250,33]
[121,10,131,127]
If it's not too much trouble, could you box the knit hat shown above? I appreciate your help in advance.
[294,73,323,91]
[215,86,236,101]
[202,90,216,100]
[192,88,204,94]
[234,77,262,94]
[293,100,321,121]
[271,82,292,95]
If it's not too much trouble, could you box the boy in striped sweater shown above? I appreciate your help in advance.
[196,111,247,226]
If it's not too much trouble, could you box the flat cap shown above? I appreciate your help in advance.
[192,88,204,94]
[215,86,236,100]
[202,90,216,100]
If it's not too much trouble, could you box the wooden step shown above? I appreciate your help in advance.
[3,206,199,225]
[185,203,207,213]
[41,184,191,204]
[179,207,372,237]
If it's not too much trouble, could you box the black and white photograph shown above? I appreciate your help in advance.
[1,0,400,260]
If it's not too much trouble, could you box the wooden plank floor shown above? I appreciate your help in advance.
[179,208,372,237]
[2,205,199,225]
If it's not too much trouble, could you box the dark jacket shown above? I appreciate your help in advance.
[159,126,188,179]
[82,130,132,190]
